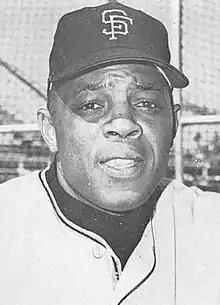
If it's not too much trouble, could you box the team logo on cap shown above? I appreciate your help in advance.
[102,9,133,40]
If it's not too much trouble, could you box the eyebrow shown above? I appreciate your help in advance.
[74,81,161,96]
[73,82,103,96]
[134,82,161,91]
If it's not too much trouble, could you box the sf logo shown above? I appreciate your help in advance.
[102,9,133,40]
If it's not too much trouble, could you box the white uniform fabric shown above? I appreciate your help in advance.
[0,168,220,305]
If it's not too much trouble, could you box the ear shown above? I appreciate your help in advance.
[172,104,181,139]
[37,108,58,154]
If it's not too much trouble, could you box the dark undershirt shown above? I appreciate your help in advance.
[45,160,164,269]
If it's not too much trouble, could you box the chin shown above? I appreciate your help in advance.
[95,189,151,213]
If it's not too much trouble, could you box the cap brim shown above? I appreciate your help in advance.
[50,47,189,88]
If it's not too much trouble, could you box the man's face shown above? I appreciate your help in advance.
[51,64,177,212]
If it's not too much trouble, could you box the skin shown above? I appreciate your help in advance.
[38,64,180,212]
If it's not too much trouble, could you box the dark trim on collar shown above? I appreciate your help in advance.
[38,169,105,248]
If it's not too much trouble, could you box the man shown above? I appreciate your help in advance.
[0,2,220,304]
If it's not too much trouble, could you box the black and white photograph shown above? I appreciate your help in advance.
[0,0,220,304]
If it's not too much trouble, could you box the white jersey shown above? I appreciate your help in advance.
[0,168,220,305]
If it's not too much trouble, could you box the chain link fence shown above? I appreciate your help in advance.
[182,116,220,192]
[167,115,220,192]
[0,124,51,183]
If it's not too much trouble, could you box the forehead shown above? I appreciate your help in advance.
[56,63,170,96]
[80,64,166,83]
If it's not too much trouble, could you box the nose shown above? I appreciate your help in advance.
[103,117,143,140]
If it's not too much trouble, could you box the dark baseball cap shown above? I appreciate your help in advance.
[48,1,189,88]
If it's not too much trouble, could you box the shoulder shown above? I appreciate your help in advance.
[165,179,220,227]
[0,170,44,201]
[163,179,220,204]
[0,169,53,236]
[0,170,49,219]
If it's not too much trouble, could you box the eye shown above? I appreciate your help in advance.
[134,100,157,109]
[80,101,103,111]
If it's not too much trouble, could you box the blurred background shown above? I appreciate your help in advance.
[0,0,220,191]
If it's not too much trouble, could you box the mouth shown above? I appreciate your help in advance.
[100,157,145,179]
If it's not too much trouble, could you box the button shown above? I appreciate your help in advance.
[92,247,104,259]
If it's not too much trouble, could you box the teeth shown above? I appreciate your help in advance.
[104,159,135,169]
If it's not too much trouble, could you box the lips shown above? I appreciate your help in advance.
[100,156,145,179]
[102,158,141,169]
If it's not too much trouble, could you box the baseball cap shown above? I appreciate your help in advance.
[48,1,189,89]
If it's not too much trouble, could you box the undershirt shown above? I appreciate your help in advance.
[45,160,164,269]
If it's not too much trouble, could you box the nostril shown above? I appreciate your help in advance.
[128,130,139,138]
[107,131,119,137]
[103,119,143,139]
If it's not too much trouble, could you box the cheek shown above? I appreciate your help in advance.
[55,113,97,168]
[142,112,173,160]
[156,116,174,161]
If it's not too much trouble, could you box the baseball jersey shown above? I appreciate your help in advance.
[0,168,220,304]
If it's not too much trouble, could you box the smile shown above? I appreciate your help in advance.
[100,158,144,178]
